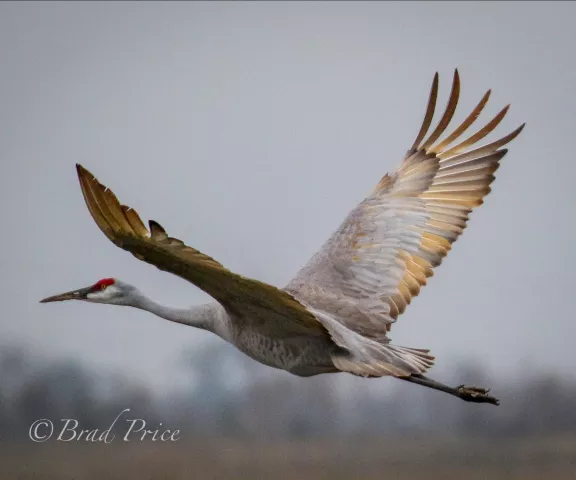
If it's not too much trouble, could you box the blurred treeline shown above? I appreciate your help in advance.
[1,341,575,442]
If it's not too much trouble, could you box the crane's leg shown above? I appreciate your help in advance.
[399,374,500,405]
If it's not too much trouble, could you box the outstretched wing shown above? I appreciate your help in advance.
[286,70,524,342]
[76,164,326,336]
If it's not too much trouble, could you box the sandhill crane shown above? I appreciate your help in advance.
[41,70,524,405]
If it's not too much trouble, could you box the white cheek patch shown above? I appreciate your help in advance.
[86,287,119,303]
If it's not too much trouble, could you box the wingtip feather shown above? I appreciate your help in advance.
[149,220,168,240]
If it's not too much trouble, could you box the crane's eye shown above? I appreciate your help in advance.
[100,284,108,291]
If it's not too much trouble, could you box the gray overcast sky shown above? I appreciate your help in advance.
[1,2,575,389]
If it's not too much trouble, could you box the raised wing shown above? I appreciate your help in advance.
[286,70,524,341]
[76,164,326,336]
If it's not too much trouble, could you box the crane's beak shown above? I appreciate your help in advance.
[40,286,93,303]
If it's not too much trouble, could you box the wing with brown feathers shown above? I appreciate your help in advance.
[286,70,524,341]
[76,164,326,335]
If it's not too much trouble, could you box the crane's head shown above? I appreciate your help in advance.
[40,278,135,306]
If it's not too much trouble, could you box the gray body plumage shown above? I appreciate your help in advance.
[227,315,341,376]
[129,294,342,376]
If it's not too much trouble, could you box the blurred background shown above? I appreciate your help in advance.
[1,2,576,478]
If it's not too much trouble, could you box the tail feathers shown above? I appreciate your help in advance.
[333,343,435,378]
[305,305,435,378]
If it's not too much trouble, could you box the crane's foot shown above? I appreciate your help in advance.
[399,374,500,406]
[456,385,500,405]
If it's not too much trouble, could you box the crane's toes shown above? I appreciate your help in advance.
[456,385,500,406]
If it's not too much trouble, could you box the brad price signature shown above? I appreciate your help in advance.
[28,408,181,443]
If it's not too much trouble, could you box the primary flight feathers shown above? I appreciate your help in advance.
[286,70,523,341]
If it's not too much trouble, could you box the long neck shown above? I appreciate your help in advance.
[130,294,228,337]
